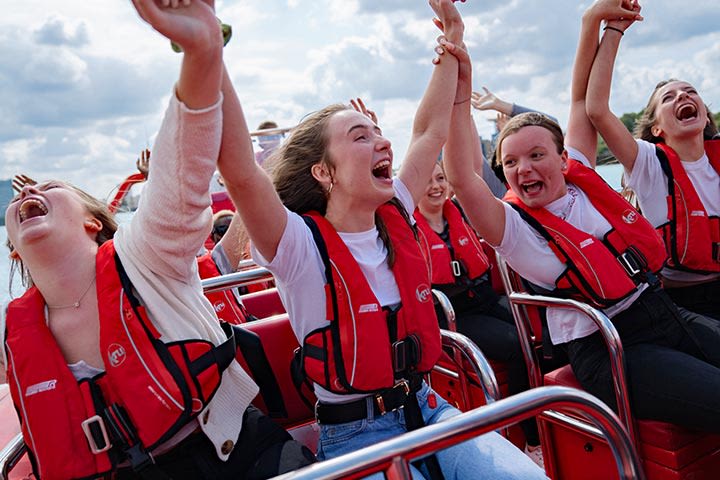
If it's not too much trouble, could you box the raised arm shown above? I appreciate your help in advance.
[132,0,222,109]
[398,0,463,204]
[471,87,559,124]
[215,64,288,262]
[442,41,507,245]
[586,1,643,172]
[124,0,225,278]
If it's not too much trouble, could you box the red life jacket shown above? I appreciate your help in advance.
[504,160,667,309]
[301,203,442,394]
[656,140,720,273]
[196,252,250,324]
[4,241,236,479]
[414,200,490,286]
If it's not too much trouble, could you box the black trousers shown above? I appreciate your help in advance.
[564,287,720,433]
[438,281,540,446]
[117,405,316,479]
[664,277,720,322]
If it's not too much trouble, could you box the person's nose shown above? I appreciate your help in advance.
[375,134,391,152]
[19,184,40,199]
[517,157,532,175]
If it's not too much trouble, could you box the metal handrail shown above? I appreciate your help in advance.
[495,255,639,449]
[0,434,25,480]
[272,386,645,480]
[439,330,500,405]
[201,267,274,293]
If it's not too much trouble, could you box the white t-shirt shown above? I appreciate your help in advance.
[625,139,720,283]
[253,179,414,404]
[495,148,645,345]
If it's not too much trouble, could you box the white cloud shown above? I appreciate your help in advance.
[0,0,717,200]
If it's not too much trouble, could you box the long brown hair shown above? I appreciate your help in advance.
[634,79,718,143]
[271,104,407,266]
[7,180,118,293]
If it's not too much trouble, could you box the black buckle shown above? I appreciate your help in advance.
[81,415,112,454]
[713,242,720,263]
[392,335,420,374]
[125,444,155,473]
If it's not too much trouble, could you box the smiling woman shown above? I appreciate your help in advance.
[586,22,720,318]
[212,0,546,477]
[0,1,315,479]
[443,0,720,444]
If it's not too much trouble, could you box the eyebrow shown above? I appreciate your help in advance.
[347,124,383,136]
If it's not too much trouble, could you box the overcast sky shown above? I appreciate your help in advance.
[1,0,718,201]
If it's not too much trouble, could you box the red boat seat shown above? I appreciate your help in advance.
[1,385,34,479]
[545,364,720,480]
[236,314,315,429]
[240,287,286,319]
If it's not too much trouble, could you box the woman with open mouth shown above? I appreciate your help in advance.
[1,1,314,479]
[586,2,720,322]
[443,0,720,436]
[214,0,546,478]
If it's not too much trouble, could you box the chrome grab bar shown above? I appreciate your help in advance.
[0,434,26,480]
[439,330,500,405]
[201,267,274,293]
[273,386,645,480]
[433,288,500,404]
[495,255,639,450]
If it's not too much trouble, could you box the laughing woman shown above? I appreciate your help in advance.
[1,2,313,479]
[215,0,545,478]
[443,0,720,433]
[585,4,720,320]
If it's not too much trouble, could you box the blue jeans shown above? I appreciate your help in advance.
[316,382,547,479]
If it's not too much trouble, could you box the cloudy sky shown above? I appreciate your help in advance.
[1,0,719,201]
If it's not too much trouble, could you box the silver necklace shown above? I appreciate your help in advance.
[46,276,96,309]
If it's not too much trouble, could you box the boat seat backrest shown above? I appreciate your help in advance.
[235,314,316,428]
[240,287,286,319]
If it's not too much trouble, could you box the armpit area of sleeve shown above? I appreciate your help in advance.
[250,208,294,269]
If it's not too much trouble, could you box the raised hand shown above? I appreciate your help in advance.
[471,87,509,113]
[350,98,378,125]
[588,0,643,31]
[606,0,642,33]
[430,0,465,44]
[11,174,37,194]
[131,0,221,54]
[136,148,151,178]
[434,35,471,103]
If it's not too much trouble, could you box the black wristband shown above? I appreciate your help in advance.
[603,26,625,36]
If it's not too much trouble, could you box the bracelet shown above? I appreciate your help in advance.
[603,26,624,36]
[171,19,232,53]
[454,97,471,105]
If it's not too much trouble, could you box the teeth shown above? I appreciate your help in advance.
[373,160,390,171]
[19,199,48,222]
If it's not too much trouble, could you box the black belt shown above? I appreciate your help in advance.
[315,378,421,425]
